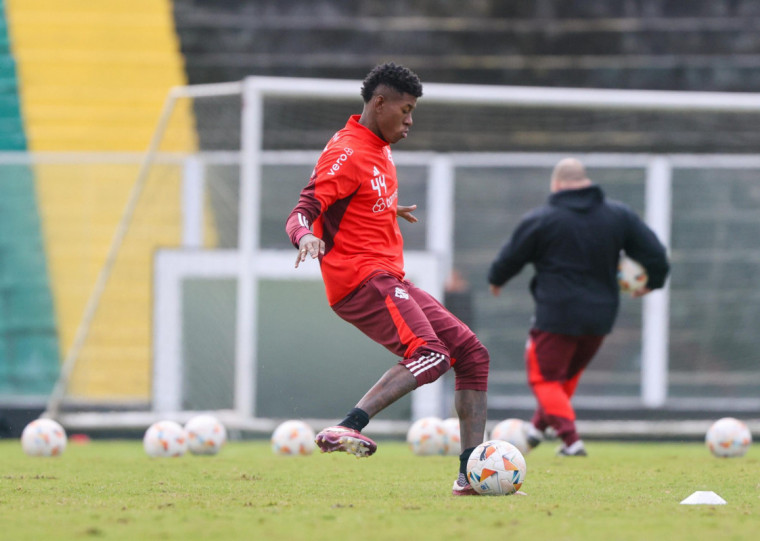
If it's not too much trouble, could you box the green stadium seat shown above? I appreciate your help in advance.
[0,3,61,397]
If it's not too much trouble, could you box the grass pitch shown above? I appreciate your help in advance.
[1,438,757,540]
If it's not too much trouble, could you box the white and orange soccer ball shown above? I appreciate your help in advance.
[143,421,188,457]
[441,417,461,456]
[705,417,752,458]
[185,414,227,456]
[618,255,648,295]
[467,439,527,495]
[21,418,67,457]
[271,420,316,456]
[406,416,446,456]
[490,418,531,455]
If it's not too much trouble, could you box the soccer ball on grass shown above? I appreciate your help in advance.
[406,416,446,456]
[441,417,461,456]
[143,420,188,457]
[21,418,67,457]
[490,418,531,455]
[185,414,227,455]
[467,439,527,495]
[705,417,752,458]
[271,420,316,455]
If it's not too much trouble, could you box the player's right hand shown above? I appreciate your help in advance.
[295,234,325,268]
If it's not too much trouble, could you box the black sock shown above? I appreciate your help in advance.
[459,446,477,477]
[338,407,369,432]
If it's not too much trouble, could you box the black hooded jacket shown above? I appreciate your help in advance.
[488,185,670,336]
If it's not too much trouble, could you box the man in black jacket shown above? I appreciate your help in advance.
[488,158,670,456]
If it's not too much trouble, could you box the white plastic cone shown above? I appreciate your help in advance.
[680,491,726,505]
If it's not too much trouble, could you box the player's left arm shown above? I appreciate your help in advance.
[623,212,670,290]
[630,286,652,298]
[397,204,418,223]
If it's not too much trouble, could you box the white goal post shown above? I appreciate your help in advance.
[152,249,445,420]
[48,75,760,437]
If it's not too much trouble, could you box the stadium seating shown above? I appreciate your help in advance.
[3,0,191,399]
[0,4,58,395]
[170,0,760,157]
[173,0,760,93]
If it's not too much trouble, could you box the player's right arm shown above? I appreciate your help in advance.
[488,211,542,288]
[286,174,325,268]
[285,141,361,268]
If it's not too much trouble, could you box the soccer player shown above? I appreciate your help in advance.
[286,63,490,495]
[488,158,670,456]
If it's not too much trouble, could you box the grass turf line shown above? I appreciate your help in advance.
[0,440,757,540]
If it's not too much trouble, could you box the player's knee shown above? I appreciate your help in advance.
[453,341,490,391]
[403,349,450,387]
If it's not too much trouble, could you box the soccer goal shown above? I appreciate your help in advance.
[46,75,760,438]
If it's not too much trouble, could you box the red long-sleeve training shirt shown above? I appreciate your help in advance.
[286,115,405,306]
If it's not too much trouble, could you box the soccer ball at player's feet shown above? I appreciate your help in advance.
[271,420,316,456]
[21,419,67,457]
[185,414,227,455]
[705,417,752,458]
[466,439,527,495]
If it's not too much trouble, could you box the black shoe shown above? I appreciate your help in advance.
[525,423,545,450]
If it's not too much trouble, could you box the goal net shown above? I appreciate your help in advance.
[46,76,760,438]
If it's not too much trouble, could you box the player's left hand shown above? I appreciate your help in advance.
[489,284,502,297]
[397,204,418,223]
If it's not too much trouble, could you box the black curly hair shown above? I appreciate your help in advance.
[360,62,423,103]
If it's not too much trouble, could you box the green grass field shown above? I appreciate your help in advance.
[1,438,757,540]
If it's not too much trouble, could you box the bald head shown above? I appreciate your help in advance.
[550,158,592,192]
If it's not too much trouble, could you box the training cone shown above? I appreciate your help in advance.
[679,491,726,505]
